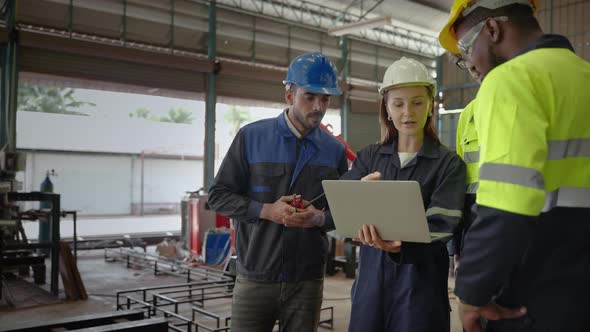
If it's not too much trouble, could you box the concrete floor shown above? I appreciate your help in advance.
[0,249,463,331]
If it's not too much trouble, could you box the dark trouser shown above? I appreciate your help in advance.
[349,243,450,332]
[485,209,590,332]
[231,276,323,332]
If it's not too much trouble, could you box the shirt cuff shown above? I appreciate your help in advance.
[246,200,263,219]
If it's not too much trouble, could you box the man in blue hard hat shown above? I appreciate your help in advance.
[208,52,348,332]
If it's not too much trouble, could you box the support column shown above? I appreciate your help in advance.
[340,36,350,141]
[1,0,18,150]
[204,0,217,191]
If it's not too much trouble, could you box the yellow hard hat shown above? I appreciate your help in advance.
[439,0,539,54]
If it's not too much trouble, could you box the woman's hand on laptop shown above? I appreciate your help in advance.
[361,171,382,181]
[357,224,402,253]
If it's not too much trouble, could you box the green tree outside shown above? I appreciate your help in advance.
[130,107,194,124]
[17,84,96,115]
[224,105,251,137]
[159,108,194,124]
[129,107,153,120]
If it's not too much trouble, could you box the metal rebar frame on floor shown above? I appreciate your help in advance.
[111,249,334,331]
[116,282,334,332]
[117,282,232,332]
[105,248,233,283]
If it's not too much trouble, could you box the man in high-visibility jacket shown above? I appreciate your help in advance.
[450,101,477,268]
[448,54,482,271]
[440,1,590,331]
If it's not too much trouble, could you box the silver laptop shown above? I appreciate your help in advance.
[322,180,452,243]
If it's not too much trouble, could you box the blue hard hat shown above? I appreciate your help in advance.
[283,52,342,96]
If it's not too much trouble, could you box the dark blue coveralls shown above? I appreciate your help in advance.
[343,136,465,332]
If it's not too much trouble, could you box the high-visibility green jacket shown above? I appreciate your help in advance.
[455,35,590,330]
[450,101,479,256]
[475,47,590,216]
[456,101,479,194]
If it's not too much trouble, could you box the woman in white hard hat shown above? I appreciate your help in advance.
[341,57,466,331]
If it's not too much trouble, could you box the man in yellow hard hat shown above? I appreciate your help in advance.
[440,1,590,331]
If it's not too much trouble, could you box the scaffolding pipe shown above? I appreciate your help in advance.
[340,36,350,140]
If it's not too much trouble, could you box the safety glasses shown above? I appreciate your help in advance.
[457,16,508,67]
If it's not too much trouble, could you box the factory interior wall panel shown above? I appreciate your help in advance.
[132,157,204,210]
[17,31,214,74]
[347,112,380,152]
[123,1,209,51]
[24,151,133,215]
[532,0,589,61]
[217,35,257,62]
[71,4,123,39]
[172,0,209,53]
[126,15,171,47]
[320,34,343,62]
[350,98,379,113]
[351,41,393,83]
[248,19,291,66]
[216,71,287,106]
[350,54,380,83]
[288,26,331,56]
[18,47,207,94]
[17,0,70,30]
[254,43,291,67]
[175,28,208,54]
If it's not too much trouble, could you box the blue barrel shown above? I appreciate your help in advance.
[205,232,231,266]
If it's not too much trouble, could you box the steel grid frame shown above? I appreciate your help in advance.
[110,248,334,331]
[105,248,233,283]
[115,275,334,331]
[118,288,334,332]
[212,0,442,56]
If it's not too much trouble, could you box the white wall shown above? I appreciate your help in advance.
[16,97,205,215]
[17,111,204,156]
[132,157,204,212]
[30,152,133,214]
[19,151,203,215]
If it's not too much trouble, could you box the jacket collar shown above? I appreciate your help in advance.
[379,135,440,159]
[276,109,321,148]
[516,34,575,57]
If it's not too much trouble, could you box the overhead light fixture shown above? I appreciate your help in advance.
[328,16,391,37]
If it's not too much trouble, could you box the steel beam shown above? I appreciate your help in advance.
[213,0,441,56]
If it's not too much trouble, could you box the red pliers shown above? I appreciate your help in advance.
[289,195,305,211]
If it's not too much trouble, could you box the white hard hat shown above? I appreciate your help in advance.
[378,57,437,96]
